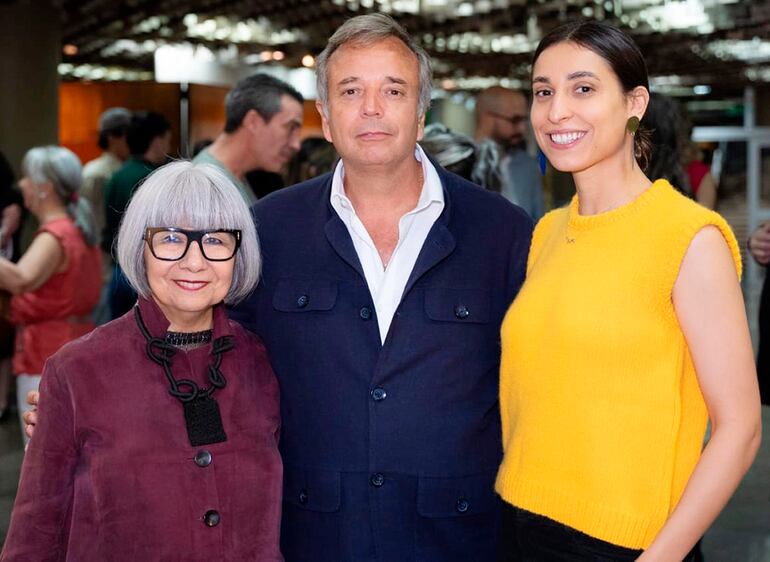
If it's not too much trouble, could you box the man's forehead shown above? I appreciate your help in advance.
[500,92,527,113]
[327,37,418,77]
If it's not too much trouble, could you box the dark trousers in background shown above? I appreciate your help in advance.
[108,264,137,320]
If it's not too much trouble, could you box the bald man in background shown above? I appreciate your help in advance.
[475,86,544,220]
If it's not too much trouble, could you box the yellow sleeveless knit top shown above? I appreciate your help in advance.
[495,180,742,549]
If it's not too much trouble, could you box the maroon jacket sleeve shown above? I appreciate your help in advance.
[1,360,78,561]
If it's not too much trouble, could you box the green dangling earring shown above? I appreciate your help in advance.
[627,116,640,168]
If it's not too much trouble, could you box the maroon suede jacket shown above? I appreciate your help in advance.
[1,298,283,561]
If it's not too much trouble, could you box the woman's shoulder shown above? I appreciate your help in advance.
[653,179,730,228]
[651,179,742,278]
[37,217,77,237]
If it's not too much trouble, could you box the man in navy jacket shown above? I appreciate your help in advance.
[229,13,533,562]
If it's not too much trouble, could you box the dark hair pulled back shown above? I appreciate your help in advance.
[532,20,652,170]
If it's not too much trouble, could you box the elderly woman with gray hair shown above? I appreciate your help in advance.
[0,146,101,443]
[1,162,283,560]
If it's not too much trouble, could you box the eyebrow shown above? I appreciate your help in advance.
[567,71,599,80]
[532,70,600,85]
[336,75,409,86]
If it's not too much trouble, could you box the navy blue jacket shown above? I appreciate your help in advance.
[230,164,533,562]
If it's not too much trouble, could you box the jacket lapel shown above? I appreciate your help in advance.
[322,174,367,281]
[321,159,458,295]
[401,165,456,297]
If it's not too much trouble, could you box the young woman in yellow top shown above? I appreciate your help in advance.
[495,20,761,561]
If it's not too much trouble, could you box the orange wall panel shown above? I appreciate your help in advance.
[59,82,181,164]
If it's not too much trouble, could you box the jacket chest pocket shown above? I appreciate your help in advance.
[424,288,491,324]
[272,280,338,313]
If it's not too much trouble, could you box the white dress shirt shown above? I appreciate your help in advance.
[330,145,445,344]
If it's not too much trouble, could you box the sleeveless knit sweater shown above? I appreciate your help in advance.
[495,179,741,549]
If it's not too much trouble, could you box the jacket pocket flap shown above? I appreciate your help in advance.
[424,288,490,324]
[283,466,341,513]
[273,280,338,312]
[417,471,497,517]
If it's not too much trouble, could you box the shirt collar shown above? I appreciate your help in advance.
[330,144,444,213]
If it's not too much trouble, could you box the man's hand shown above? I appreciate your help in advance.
[23,390,39,439]
[748,222,770,265]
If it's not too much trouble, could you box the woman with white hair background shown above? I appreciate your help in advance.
[2,161,283,560]
[0,146,101,443]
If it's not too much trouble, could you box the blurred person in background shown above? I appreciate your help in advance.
[286,136,339,185]
[472,139,505,192]
[2,162,281,560]
[0,146,100,443]
[643,92,691,196]
[195,73,303,203]
[644,92,718,210]
[0,149,22,421]
[475,86,544,220]
[191,138,213,158]
[82,107,132,325]
[419,123,476,180]
[747,225,770,405]
[82,107,132,244]
[685,142,718,210]
[104,110,171,320]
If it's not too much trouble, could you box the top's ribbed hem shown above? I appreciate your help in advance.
[495,470,662,549]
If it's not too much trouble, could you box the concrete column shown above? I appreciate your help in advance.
[0,0,60,176]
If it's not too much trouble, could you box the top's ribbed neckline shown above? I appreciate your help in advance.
[567,179,670,231]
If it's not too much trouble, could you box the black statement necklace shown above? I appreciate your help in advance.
[165,329,212,347]
[135,306,233,447]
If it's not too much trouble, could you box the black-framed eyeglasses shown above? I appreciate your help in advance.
[144,227,241,262]
[487,111,528,126]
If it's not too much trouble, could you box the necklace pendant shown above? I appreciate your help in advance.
[183,395,227,446]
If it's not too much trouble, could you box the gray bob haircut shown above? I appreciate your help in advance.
[116,161,261,305]
[315,13,432,117]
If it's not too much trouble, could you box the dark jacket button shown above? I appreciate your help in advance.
[370,473,384,487]
[456,498,470,513]
[454,305,470,319]
[297,295,309,308]
[299,489,308,505]
[194,450,212,468]
[359,306,372,320]
[371,387,387,402]
[203,510,220,527]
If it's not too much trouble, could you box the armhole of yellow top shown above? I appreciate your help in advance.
[664,210,742,309]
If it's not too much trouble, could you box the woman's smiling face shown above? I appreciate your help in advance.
[530,41,637,175]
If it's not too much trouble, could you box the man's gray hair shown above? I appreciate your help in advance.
[116,161,261,304]
[224,73,303,132]
[316,13,432,117]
